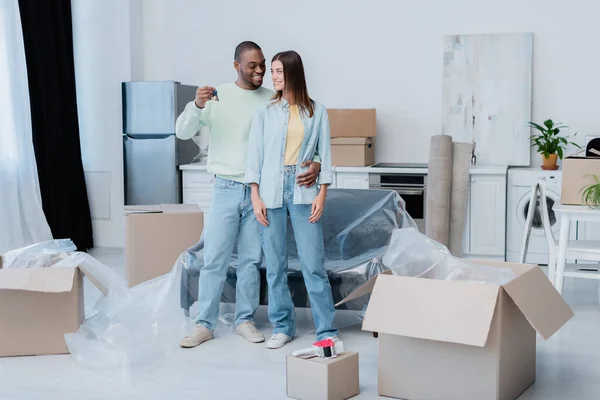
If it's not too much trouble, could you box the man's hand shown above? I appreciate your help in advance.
[194,86,216,109]
[297,161,321,188]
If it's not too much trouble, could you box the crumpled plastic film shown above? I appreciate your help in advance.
[1,241,190,382]
[61,252,191,382]
[383,227,515,285]
[179,189,416,328]
[1,239,76,269]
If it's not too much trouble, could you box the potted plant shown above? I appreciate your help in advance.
[528,119,580,170]
[581,175,600,207]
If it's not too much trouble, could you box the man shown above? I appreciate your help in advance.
[177,41,321,348]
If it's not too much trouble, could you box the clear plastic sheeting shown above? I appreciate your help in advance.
[1,241,190,382]
[1,239,76,269]
[383,227,515,285]
[180,189,417,319]
[63,253,190,382]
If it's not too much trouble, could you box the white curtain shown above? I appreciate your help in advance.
[0,0,52,253]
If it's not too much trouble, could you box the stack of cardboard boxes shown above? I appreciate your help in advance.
[328,109,376,167]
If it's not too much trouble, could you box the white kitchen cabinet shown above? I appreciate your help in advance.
[468,174,507,258]
[335,172,369,189]
[181,169,214,213]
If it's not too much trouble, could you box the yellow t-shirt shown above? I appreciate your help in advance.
[284,105,305,166]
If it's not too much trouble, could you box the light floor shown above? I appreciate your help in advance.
[0,248,599,399]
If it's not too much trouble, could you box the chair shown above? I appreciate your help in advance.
[520,180,600,294]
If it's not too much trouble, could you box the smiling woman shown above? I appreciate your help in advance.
[0,0,52,253]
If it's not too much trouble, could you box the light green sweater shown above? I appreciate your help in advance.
[175,82,274,182]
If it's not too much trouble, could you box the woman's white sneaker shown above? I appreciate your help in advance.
[266,333,293,349]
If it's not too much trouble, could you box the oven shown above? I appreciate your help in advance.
[369,172,427,232]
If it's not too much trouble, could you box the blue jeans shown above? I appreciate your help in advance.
[194,177,262,330]
[261,166,338,340]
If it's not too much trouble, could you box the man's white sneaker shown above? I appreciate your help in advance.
[180,324,214,348]
[236,322,265,343]
[266,333,293,349]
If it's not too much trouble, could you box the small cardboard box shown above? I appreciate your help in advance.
[0,267,85,357]
[125,204,204,287]
[561,153,600,205]
[286,352,359,400]
[331,137,375,167]
[327,109,376,138]
[338,261,573,400]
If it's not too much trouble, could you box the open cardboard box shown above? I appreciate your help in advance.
[337,260,574,400]
[0,262,104,357]
[124,203,203,287]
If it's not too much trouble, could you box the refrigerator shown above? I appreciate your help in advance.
[122,81,198,205]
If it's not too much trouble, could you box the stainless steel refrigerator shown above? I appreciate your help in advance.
[122,81,198,205]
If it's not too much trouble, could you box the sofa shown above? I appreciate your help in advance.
[180,188,415,315]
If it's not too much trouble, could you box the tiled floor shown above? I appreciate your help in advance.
[0,248,599,399]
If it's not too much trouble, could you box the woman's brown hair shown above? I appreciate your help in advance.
[271,50,314,118]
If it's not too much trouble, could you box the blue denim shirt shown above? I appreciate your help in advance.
[244,98,333,209]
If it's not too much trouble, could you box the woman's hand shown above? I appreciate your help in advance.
[252,195,269,227]
[309,191,326,223]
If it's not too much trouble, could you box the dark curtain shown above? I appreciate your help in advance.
[18,0,93,250]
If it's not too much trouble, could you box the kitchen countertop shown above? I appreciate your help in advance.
[179,163,508,175]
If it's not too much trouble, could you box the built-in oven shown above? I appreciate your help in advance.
[369,172,427,232]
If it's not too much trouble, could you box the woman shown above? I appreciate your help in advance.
[245,50,338,349]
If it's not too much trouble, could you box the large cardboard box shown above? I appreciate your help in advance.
[561,154,600,205]
[327,109,376,138]
[0,267,84,357]
[338,261,573,400]
[286,352,359,400]
[125,204,204,287]
[331,137,375,167]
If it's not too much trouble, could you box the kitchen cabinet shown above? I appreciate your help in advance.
[181,168,214,213]
[335,172,369,190]
[180,164,508,261]
[467,174,507,259]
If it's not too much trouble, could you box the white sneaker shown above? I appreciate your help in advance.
[266,333,293,349]
[236,322,265,343]
[180,325,214,348]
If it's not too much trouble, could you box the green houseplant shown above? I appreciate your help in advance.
[529,119,580,170]
[580,175,600,207]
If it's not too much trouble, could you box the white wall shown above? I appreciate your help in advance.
[73,0,600,247]
[72,0,144,247]
[141,0,600,165]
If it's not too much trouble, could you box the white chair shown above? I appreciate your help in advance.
[520,180,600,293]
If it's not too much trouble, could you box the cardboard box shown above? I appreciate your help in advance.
[331,137,375,167]
[561,154,600,205]
[286,352,359,400]
[0,267,84,357]
[125,204,204,287]
[337,261,573,400]
[327,109,376,138]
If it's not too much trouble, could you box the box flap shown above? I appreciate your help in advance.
[335,270,392,307]
[124,204,202,215]
[502,266,574,339]
[124,205,163,215]
[363,274,501,347]
[0,267,76,293]
[160,203,201,214]
[331,137,373,145]
[77,263,110,296]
